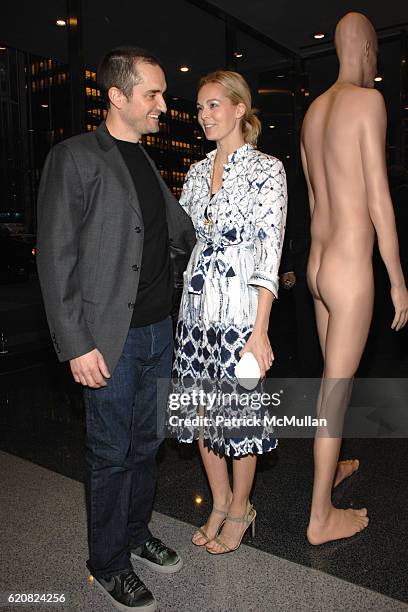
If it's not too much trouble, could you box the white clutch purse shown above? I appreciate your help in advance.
[234,352,261,390]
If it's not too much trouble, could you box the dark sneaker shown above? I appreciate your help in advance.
[131,537,183,574]
[93,569,157,611]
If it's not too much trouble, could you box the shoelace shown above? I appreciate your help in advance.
[146,537,167,556]
[122,571,144,594]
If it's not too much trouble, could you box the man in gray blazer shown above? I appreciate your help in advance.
[37,47,195,612]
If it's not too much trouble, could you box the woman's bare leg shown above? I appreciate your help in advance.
[206,454,257,552]
[191,438,232,545]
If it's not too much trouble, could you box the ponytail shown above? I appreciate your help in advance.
[242,108,261,146]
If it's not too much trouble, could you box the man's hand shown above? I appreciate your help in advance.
[240,330,274,379]
[70,349,111,388]
[390,285,408,331]
[281,271,296,290]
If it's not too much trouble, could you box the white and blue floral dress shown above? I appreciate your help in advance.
[172,144,287,456]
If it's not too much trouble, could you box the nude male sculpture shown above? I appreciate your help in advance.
[301,12,408,544]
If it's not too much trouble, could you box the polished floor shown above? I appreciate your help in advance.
[2,451,407,612]
[1,277,408,610]
[1,359,408,610]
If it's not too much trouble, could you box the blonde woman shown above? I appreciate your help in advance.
[172,71,287,554]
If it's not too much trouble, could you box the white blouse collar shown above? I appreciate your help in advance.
[206,143,253,166]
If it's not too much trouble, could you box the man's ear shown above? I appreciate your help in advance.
[108,86,126,109]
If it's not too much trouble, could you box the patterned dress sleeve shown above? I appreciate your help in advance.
[248,158,288,298]
[179,163,197,217]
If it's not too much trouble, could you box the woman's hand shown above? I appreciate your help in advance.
[239,330,274,378]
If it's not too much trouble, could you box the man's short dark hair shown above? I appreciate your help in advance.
[97,46,164,103]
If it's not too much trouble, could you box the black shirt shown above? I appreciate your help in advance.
[114,139,172,327]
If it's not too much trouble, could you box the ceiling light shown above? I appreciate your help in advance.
[268,125,276,129]
[404,106,408,111]
[196,135,202,139]
[234,51,243,58]
[0,46,6,51]
[179,66,190,73]
[41,104,49,108]
[374,76,383,82]
[56,19,67,26]
[276,74,285,78]
[313,33,325,39]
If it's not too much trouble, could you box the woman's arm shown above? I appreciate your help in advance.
[179,163,197,217]
[241,288,274,377]
[243,157,288,376]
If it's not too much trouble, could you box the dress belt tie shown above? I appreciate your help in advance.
[188,239,253,295]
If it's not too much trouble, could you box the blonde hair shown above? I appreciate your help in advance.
[198,70,261,146]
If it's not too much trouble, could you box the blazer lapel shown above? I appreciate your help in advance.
[95,122,143,222]
[107,147,143,221]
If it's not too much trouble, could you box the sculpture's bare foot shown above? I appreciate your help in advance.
[307,506,368,545]
[333,459,360,488]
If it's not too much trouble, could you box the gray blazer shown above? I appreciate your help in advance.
[37,122,195,373]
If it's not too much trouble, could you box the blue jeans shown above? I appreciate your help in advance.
[83,317,173,579]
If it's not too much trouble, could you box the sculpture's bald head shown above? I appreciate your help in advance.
[335,12,378,88]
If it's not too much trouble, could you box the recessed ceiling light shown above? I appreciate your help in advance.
[268,125,276,129]
[313,33,325,39]
[41,104,49,108]
[0,46,6,51]
[56,19,67,26]
[179,66,190,73]
[234,51,243,58]
[404,106,408,111]
[374,76,383,82]
[276,74,285,78]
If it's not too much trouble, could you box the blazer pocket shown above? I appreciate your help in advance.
[82,299,96,324]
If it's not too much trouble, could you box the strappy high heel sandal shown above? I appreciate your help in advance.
[191,507,229,546]
[206,504,256,555]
